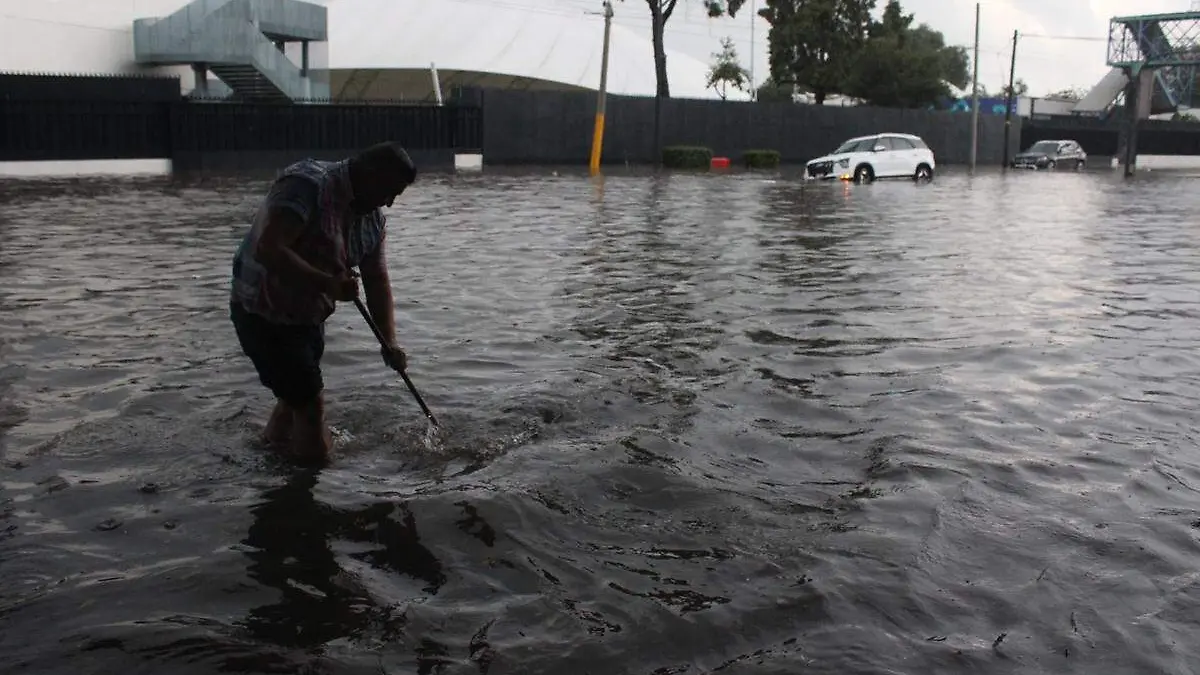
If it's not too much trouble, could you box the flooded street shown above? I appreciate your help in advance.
[2,165,1200,674]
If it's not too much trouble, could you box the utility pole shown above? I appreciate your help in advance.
[749,0,756,99]
[1002,30,1018,169]
[969,2,980,171]
[589,0,614,175]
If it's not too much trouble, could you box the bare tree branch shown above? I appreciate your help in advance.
[664,0,680,22]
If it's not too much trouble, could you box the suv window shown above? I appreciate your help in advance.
[834,138,869,154]
[907,137,929,150]
[840,138,873,153]
[888,136,916,150]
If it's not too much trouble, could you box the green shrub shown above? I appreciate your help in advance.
[662,145,713,170]
[743,149,781,169]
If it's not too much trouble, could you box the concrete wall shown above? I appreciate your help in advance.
[480,89,1019,166]
[1027,98,1078,118]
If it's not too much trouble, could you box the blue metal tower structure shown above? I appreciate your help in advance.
[1107,12,1199,109]
[1105,10,1200,175]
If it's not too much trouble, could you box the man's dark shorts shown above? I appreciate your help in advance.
[230,299,325,407]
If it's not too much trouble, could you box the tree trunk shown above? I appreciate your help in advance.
[648,0,677,166]
[815,90,826,105]
[650,2,670,98]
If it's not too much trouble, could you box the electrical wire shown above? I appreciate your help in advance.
[1020,33,1107,42]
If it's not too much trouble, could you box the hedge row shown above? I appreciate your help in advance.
[661,146,782,170]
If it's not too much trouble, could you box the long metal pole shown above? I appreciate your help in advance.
[430,62,444,106]
[969,2,980,171]
[350,296,439,427]
[749,0,756,99]
[589,0,614,175]
[1002,30,1018,168]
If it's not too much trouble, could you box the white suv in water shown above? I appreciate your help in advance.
[805,133,936,183]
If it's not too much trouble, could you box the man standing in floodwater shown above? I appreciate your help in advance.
[229,142,416,464]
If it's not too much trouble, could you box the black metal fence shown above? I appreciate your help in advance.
[478,88,1020,166]
[0,72,181,102]
[0,73,483,168]
[0,100,172,162]
[167,100,482,171]
[169,101,481,153]
[8,72,1200,170]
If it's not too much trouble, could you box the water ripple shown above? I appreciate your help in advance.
[2,166,1200,674]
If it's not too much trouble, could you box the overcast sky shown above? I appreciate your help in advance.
[564,0,1191,98]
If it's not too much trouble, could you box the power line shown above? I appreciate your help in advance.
[1020,33,1107,42]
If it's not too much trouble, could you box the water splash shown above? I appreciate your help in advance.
[422,420,444,453]
[330,425,356,450]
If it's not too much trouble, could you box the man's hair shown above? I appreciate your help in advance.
[353,141,417,184]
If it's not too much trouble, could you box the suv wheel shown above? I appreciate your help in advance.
[854,164,874,183]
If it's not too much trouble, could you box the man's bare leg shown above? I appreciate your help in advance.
[261,399,294,448]
[289,392,333,464]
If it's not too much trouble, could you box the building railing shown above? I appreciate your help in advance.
[133,0,329,101]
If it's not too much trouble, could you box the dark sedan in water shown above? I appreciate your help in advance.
[1011,140,1087,170]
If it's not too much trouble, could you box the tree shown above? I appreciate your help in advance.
[619,0,747,99]
[869,0,910,38]
[993,78,1032,99]
[908,25,969,90]
[758,0,876,105]
[707,36,752,99]
[842,1,966,108]
[756,76,797,102]
[999,78,1029,99]
[844,30,948,107]
[1045,86,1087,101]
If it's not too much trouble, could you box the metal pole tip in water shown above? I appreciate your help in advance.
[351,296,439,426]
[400,370,438,427]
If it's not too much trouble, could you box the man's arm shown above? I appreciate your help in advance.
[253,177,336,293]
[360,234,398,345]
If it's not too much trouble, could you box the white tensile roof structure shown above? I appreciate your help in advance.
[0,0,743,101]
[324,0,743,101]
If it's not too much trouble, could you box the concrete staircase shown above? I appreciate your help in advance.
[133,0,329,101]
